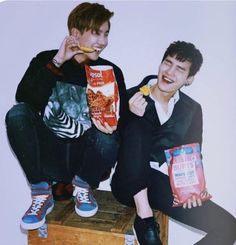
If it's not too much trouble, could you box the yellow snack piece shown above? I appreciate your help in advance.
[80,46,95,53]
[139,85,150,96]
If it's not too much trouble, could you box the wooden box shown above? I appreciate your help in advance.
[28,190,168,245]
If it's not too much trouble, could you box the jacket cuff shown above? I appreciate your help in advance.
[46,62,64,76]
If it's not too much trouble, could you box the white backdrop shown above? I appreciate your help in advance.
[0,1,236,245]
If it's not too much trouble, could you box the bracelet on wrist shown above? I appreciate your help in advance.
[52,58,62,68]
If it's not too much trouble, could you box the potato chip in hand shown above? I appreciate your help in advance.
[139,85,150,96]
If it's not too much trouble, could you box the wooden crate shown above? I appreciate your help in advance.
[28,190,168,245]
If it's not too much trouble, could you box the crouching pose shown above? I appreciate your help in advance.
[111,41,236,245]
[5,2,127,230]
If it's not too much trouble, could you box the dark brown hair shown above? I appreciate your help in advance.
[67,2,114,34]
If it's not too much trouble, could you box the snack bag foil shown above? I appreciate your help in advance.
[85,65,120,126]
[165,143,212,207]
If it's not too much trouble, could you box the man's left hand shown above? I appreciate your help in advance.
[182,195,202,209]
[173,194,202,209]
[92,118,117,134]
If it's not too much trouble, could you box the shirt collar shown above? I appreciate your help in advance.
[171,90,180,105]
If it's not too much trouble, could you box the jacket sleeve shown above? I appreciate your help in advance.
[16,51,63,112]
[113,66,129,131]
[185,104,203,149]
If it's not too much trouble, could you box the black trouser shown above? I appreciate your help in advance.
[111,119,236,245]
[5,103,120,188]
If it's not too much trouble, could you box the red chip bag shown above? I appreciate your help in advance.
[164,143,212,207]
[85,65,120,127]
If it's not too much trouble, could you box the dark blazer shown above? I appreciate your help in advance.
[127,75,203,165]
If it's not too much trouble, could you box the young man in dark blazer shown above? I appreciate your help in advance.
[111,41,236,245]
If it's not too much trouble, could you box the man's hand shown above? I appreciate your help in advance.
[173,189,211,209]
[129,92,148,117]
[182,195,202,209]
[53,36,85,66]
[92,118,117,134]
[173,194,202,209]
[183,189,211,209]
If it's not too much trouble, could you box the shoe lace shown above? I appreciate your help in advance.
[27,195,48,215]
[73,186,91,204]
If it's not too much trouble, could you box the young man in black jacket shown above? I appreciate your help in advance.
[5,2,127,230]
[111,41,236,245]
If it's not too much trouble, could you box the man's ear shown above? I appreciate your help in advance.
[185,76,194,86]
[71,28,81,38]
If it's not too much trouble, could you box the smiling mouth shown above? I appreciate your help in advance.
[163,76,174,83]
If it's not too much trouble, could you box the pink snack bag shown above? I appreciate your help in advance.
[85,65,120,127]
[164,143,212,207]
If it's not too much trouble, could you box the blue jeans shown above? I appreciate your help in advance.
[5,103,120,188]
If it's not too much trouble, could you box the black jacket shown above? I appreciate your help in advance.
[16,50,129,131]
[127,75,203,165]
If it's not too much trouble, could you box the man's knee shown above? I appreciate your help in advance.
[86,128,120,164]
[5,103,37,128]
[88,128,119,149]
[98,131,120,163]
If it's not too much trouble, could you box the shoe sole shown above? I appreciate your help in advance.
[74,205,98,217]
[20,203,54,230]
[132,225,140,245]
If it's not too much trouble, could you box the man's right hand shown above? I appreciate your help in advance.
[53,36,84,66]
[129,92,148,117]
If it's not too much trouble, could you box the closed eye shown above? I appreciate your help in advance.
[92,30,109,37]
[163,60,172,66]
[177,66,186,72]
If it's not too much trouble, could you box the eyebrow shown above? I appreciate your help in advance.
[164,58,172,63]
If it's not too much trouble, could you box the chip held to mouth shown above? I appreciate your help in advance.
[79,46,95,53]
[139,85,150,96]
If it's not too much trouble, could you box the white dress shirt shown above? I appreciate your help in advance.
[147,79,179,175]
